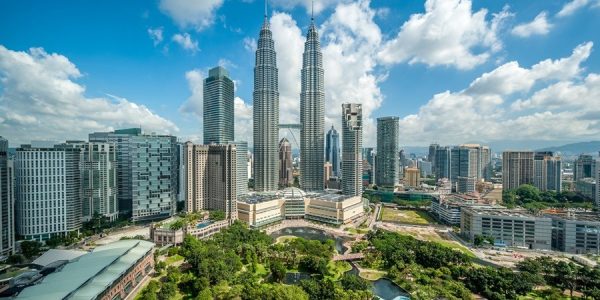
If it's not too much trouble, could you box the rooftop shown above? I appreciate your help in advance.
[463,207,540,219]
[544,211,600,223]
[17,240,154,300]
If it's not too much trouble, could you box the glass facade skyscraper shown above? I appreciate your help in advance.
[253,14,279,192]
[204,66,234,145]
[325,126,340,178]
[300,18,325,191]
[0,137,14,255]
[375,117,399,188]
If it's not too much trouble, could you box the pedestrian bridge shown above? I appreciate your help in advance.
[332,253,365,261]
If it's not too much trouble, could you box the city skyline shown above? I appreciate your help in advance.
[1,0,599,149]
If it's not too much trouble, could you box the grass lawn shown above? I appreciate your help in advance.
[275,235,298,244]
[433,239,476,258]
[165,254,184,265]
[326,261,352,280]
[359,269,386,281]
[380,207,434,225]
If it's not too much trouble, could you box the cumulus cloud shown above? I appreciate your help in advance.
[0,45,178,145]
[172,33,200,53]
[147,27,164,45]
[397,42,599,144]
[378,0,511,70]
[511,11,552,37]
[159,0,224,31]
[557,0,600,17]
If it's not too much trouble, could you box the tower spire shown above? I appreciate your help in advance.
[311,0,314,20]
[265,0,267,18]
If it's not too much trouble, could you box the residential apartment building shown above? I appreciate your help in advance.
[0,137,14,256]
[183,143,237,220]
[404,168,420,188]
[80,142,118,221]
[341,103,362,196]
[502,151,535,190]
[533,153,562,192]
[15,145,82,241]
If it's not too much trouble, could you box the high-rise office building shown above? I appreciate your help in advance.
[80,142,118,221]
[428,143,439,175]
[279,138,293,187]
[15,144,82,241]
[362,147,375,167]
[183,142,237,220]
[90,129,177,221]
[534,154,562,192]
[0,137,14,256]
[574,154,596,181]
[204,66,235,145]
[300,17,325,192]
[434,146,451,179]
[89,128,140,216]
[502,151,535,190]
[325,126,340,178]
[375,117,399,188]
[341,104,362,196]
[253,13,279,192]
[596,161,600,209]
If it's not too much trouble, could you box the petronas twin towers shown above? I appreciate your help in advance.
[253,11,324,192]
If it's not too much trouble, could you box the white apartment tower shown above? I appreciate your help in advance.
[341,104,363,196]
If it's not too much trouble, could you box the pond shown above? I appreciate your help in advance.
[348,265,410,300]
[269,226,348,253]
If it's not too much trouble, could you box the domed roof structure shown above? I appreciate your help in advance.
[279,187,306,199]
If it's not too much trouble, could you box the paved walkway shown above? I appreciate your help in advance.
[333,253,365,261]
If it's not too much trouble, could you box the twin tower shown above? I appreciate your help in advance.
[253,13,324,192]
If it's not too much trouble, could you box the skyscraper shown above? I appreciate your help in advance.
[183,142,237,220]
[341,104,362,196]
[279,138,293,187]
[300,16,325,192]
[253,12,279,192]
[325,126,340,178]
[0,137,14,256]
[80,142,118,221]
[204,66,235,145]
[15,144,82,241]
[595,160,599,209]
[434,146,451,179]
[428,143,439,175]
[234,141,248,196]
[90,129,178,221]
[574,154,596,181]
[534,153,562,192]
[502,151,534,190]
[375,117,399,188]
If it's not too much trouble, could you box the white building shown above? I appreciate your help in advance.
[341,103,362,196]
[15,145,82,241]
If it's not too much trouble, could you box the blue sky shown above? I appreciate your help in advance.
[1,0,599,149]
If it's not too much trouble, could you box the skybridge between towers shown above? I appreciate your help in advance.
[279,123,301,149]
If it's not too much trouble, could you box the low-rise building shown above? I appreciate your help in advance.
[17,240,154,300]
[545,211,600,254]
[150,218,230,246]
[431,195,495,225]
[461,207,552,250]
[237,187,367,227]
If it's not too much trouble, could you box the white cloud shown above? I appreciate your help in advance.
[179,69,204,120]
[234,97,253,142]
[557,0,600,17]
[397,42,599,145]
[243,37,257,52]
[511,11,552,37]
[159,0,224,31]
[0,45,178,145]
[270,0,343,15]
[378,0,512,70]
[172,33,200,53]
[147,27,164,46]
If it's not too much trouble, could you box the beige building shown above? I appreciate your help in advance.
[150,218,230,246]
[502,151,534,190]
[184,142,237,220]
[237,187,366,227]
[405,167,420,188]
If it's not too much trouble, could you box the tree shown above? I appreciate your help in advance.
[20,240,42,259]
[197,288,213,300]
[209,210,226,221]
[7,254,25,264]
[340,273,370,291]
[270,260,286,283]
[158,281,177,300]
